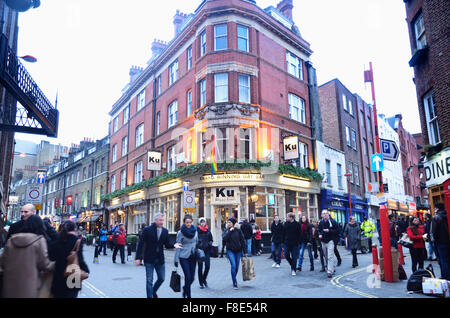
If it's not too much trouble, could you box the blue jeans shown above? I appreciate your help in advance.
[198,250,211,286]
[226,250,242,286]
[297,242,314,268]
[180,256,196,298]
[426,241,435,259]
[271,242,282,265]
[246,239,252,255]
[283,244,299,271]
[100,241,107,255]
[145,259,165,298]
[436,243,450,280]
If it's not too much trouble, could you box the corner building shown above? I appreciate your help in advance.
[104,0,322,246]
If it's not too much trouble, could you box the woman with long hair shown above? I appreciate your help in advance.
[297,215,314,271]
[407,217,426,273]
[49,220,89,298]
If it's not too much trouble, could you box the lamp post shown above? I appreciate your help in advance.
[345,173,353,218]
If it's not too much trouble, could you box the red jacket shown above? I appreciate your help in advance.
[255,230,262,240]
[407,225,425,249]
[114,229,127,246]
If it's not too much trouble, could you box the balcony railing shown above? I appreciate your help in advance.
[0,34,58,137]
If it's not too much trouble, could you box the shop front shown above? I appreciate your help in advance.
[320,190,369,225]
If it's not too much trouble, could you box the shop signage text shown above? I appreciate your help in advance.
[424,148,450,188]
[283,136,299,160]
[211,187,239,204]
[147,151,162,171]
[331,200,344,208]
[201,173,263,182]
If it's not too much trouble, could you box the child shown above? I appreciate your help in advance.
[254,225,262,256]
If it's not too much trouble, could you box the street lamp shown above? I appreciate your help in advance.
[18,55,37,63]
[344,172,353,218]
[5,0,40,12]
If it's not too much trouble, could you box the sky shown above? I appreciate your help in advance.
[14,0,421,147]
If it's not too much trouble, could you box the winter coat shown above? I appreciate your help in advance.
[255,230,262,240]
[114,229,127,246]
[222,224,246,254]
[174,228,198,263]
[135,224,174,265]
[299,222,313,244]
[432,210,450,244]
[270,221,284,244]
[5,220,25,242]
[344,222,361,250]
[361,220,375,238]
[197,227,213,252]
[48,234,89,298]
[283,220,301,247]
[389,220,398,239]
[240,222,253,240]
[0,233,54,298]
[99,229,108,242]
[407,225,425,249]
[318,218,339,244]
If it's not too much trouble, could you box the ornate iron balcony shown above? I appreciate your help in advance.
[0,34,58,137]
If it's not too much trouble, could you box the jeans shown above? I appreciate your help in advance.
[255,240,262,254]
[409,247,425,273]
[436,243,450,280]
[112,244,125,263]
[180,256,196,298]
[100,241,107,255]
[351,249,358,266]
[145,260,165,298]
[322,240,335,275]
[226,250,242,286]
[334,242,342,263]
[283,244,299,271]
[246,239,252,255]
[198,251,211,286]
[297,242,314,268]
[425,241,435,259]
[271,243,282,265]
[391,238,398,249]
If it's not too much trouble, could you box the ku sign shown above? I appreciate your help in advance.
[147,151,162,171]
[424,148,450,188]
[211,187,239,204]
[283,136,299,160]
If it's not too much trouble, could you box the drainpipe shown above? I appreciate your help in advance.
[151,78,157,179]
[305,61,321,170]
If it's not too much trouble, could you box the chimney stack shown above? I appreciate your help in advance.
[129,65,144,82]
[173,9,188,36]
[276,0,293,20]
[151,39,167,58]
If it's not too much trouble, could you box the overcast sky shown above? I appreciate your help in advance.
[14,0,420,147]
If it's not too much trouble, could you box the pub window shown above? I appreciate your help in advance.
[240,128,251,160]
[215,128,228,161]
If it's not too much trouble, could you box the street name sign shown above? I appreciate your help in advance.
[380,138,399,162]
[371,154,384,172]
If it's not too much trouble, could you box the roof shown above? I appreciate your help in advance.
[14,139,37,155]
[386,116,399,131]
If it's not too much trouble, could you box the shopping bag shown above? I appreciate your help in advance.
[170,270,181,292]
[241,257,256,281]
[398,233,413,249]
[38,272,54,298]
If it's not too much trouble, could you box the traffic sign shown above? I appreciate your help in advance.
[371,154,384,172]
[183,191,196,209]
[34,204,42,211]
[367,182,379,193]
[25,184,44,205]
[380,138,399,161]
[36,171,46,184]
[183,182,189,192]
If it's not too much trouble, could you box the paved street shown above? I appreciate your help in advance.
[78,242,440,299]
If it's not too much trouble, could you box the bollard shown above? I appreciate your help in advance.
[372,244,379,274]
[397,243,405,265]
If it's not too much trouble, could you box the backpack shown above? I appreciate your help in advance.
[407,264,435,293]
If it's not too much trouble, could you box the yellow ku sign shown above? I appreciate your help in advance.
[34,204,42,211]
[184,208,196,213]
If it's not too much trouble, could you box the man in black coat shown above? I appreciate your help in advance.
[432,203,450,280]
[6,204,36,241]
[318,210,339,278]
[240,219,253,256]
[270,216,283,267]
[282,212,301,276]
[135,213,181,298]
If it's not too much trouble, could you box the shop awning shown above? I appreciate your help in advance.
[76,216,89,223]
[123,199,145,207]
[107,204,123,211]
[86,212,102,222]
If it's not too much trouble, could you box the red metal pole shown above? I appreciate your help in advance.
[372,244,379,273]
[366,62,393,282]
[348,177,352,217]
[444,178,450,238]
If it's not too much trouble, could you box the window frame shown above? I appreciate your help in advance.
[351,129,357,150]
[137,89,146,112]
[168,100,178,128]
[156,112,161,135]
[215,127,228,162]
[342,94,348,112]
[423,92,440,145]
[288,93,306,124]
[337,163,343,189]
[214,24,228,51]
[286,51,303,80]
[345,126,351,147]
[240,128,252,160]
[113,116,119,133]
[134,161,143,184]
[112,144,117,162]
[237,24,249,52]
[111,175,116,192]
[325,159,331,185]
[121,136,128,157]
[214,73,228,103]
[169,60,179,86]
[200,31,206,56]
[120,170,127,189]
[354,163,360,186]
[238,74,251,104]
[200,78,206,106]
[187,91,192,117]
[136,123,144,148]
[167,146,176,172]
[187,46,192,70]
[414,13,427,49]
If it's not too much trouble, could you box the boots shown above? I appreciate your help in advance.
[320,266,326,272]
[310,265,314,271]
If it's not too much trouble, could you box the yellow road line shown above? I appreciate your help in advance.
[331,266,379,298]
[83,281,109,298]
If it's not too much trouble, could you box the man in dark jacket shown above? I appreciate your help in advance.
[222,218,248,289]
[270,216,283,267]
[240,219,253,256]
[6,204,36,241]
[424,214,436,260]
[282,212,301,276]
[135,213,181,298]
[432,203,450,280]
[388,214,398,249]
[318,210,339,278]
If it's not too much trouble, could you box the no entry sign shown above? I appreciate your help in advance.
[25,184,44,204]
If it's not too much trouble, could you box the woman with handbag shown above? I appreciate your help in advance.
[48,220,89,298]
[0,215,54,298]
[174,215,198,298]
[406,217,426,274]
[197,218,212,289]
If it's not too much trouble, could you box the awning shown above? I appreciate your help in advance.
[107,204,123,211]
[123,199,145,208]
[76,216,89,223]
[86,212,102,222]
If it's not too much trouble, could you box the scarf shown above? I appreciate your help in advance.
[181,224,197,239]
[199,224,209,232]
[301,223,307,234]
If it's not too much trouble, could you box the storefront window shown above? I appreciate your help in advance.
[254,188,282,232]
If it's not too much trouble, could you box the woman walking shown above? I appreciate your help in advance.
[197,218,213,289]
[0,215,54,298]
[174,215,198,298]
[407,217,426,273]
[297,215,314,272]
[312,220,326,272]
[49,220,89,298]
[222,218,248,290]
[343,216,362,268]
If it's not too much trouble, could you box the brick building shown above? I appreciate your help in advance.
[318,79,376,222]
[403,0,450,212]
[104,0,323,243]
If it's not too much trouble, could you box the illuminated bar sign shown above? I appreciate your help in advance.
[201,173,263,182]
[283,136,299,160]
[424,148,450,188]
[147,151,162,171]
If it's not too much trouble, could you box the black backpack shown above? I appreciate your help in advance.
[407,264,435,293]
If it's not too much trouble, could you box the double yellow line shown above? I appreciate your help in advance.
[83,281,110,298]
[330,266,378,298]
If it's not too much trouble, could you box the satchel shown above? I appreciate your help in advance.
[398,233,413,248]
[170,269,181,292]
[195,248,206,263]
[241,257,256,281]
[64,239,89,281]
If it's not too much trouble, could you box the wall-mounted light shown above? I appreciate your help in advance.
[250,194,259,202]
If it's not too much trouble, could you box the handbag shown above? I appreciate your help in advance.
[241,256,256,281]
[64,239,89,281]
[38,272,54,298]
[398,233,413,248]
[170,269,181,292]
[195,248,206,263]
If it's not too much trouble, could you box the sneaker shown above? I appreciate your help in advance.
[296,267,302,272]
[233,284,239,290]
[320,267,326,272]
[153,293,158,298]
[272,263,277,268]
[291,270,297,276]
[275,264,280,268]
[204,281,208,288]
[310,266,314,271]
[200,285,205,289]
[327,273,333,278]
